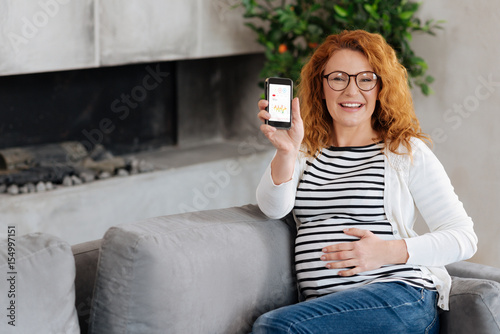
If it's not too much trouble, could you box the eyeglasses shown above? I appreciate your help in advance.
[323,71,379,92]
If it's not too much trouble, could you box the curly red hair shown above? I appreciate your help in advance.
[298,30,429,157]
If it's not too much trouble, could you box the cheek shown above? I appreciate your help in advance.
[323,94,338,113]
[323,87,340,105]
[366,91,379,107]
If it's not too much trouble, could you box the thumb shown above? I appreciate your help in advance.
[291,97,301,122]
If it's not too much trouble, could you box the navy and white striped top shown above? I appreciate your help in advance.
[294,143,435,299]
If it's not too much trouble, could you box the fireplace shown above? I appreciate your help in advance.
[0,53,268,191]
[0,53,274,244]
[0,58,179,194]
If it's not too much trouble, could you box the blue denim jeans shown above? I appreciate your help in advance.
[251,282,439,334]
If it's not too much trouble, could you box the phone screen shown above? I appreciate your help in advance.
[268,83,291,123]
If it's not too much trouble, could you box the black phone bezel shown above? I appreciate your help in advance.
[265,77,293,130]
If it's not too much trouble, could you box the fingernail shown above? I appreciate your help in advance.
[320,256,326,261]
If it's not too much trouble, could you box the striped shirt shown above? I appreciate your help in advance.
[294,143,435,299]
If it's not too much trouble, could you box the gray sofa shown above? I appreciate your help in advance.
[1,204,499,333]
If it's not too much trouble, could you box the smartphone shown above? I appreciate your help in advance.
[265,77,293,129]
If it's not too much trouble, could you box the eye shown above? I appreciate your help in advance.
[359,72,376,82]
[330,73,347,82]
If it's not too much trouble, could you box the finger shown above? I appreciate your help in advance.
[343,228,373,238]
[260,123,277,138]
[325,259,357,270]
[322,243,352,253]
[258,99,269,111]
[321,250,354,262]
[337,267,360,277]
[257,109,271,123]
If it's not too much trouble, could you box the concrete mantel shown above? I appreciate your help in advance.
[0,0,263,76]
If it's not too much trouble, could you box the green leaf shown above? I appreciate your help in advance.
[403,31,413,41]
[333,5,349,18]
[421,83,431,96]
[363,4,381,20]
[411,56,428,70]
[399,11,414,20]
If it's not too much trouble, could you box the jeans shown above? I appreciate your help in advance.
[251,282,439,334]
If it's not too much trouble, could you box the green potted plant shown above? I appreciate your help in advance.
[240,0,443,95]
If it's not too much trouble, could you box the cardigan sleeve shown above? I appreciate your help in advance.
[404,139,478,266]
[256,151,303,219]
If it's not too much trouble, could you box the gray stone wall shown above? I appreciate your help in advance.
[0,0,262,76]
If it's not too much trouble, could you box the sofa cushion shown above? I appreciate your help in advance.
[89,205,298,334]
[440,277,500,334]
[0,232,80,334]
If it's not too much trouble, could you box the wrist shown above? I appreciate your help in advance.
[387,239,409,264]
[270,149,298,185]
[275,148,299,160]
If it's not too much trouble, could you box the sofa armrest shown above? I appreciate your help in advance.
[72,239,102,334]
[446,261,500,284]
[441,261,500,334]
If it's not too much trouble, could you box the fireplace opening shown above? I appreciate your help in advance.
[0,61,177,154]
[0,53,265,195]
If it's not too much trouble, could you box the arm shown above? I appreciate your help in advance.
[404,140,478,266]
[256,155,302,219]
[256,98,305,219]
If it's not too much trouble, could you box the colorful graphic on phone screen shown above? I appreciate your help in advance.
[268,84,291,122]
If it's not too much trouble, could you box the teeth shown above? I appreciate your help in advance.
[341,103,362,108]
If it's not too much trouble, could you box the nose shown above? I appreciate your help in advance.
[344,76,359,95]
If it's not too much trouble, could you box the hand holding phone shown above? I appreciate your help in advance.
[265,77,293,129]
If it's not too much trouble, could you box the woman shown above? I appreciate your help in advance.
[253,30,477,333]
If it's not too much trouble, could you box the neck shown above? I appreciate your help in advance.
[330,125,379,147]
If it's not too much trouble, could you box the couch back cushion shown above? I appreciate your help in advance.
[89,205,297,334]
[0,232,80,333]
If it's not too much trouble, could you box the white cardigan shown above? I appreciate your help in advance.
[256,138,478,310]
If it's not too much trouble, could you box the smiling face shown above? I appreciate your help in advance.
[322,49,379,144]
